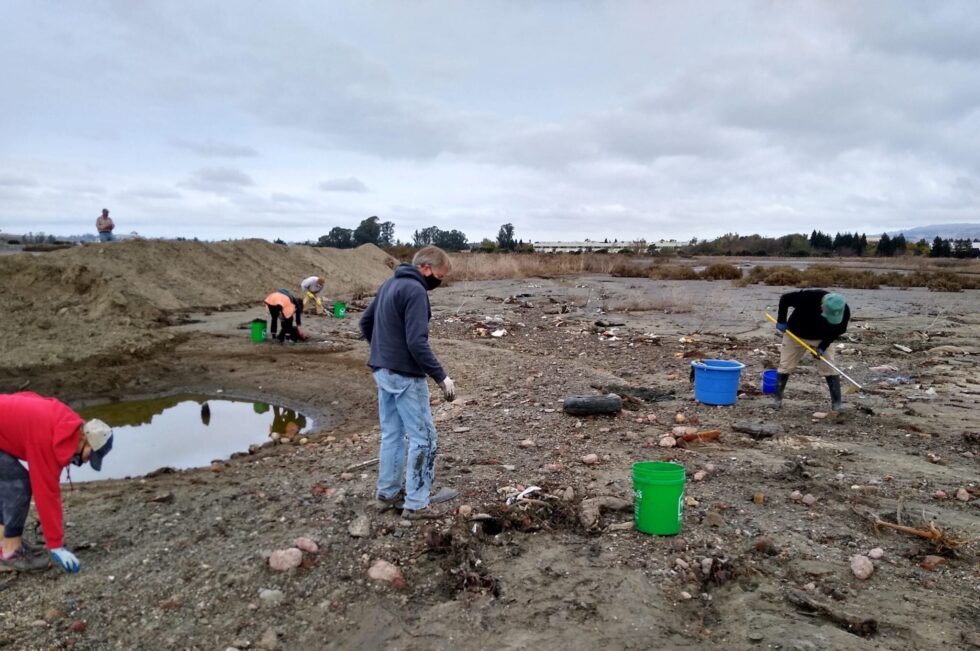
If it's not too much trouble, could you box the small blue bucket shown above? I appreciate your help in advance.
[691,359,746,406]
[761,369,778,394]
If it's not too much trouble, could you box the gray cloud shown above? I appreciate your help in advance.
[318,177,368,193]
[178,168,255,195]
[119,185,182,200]
[170,138,259,158]
[0,175,37,187]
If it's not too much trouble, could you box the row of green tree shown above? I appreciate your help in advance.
[688,231,978,258]
[314,218,525,252]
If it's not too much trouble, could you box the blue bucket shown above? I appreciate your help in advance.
[691,359,746,406]
[761,369,778,394]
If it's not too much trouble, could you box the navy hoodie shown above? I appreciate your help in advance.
[359,263,447,383]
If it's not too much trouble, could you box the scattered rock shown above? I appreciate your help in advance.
[680,591,693,600]
[700,557,714,576]
[579,496,632,530]
[458,504,474,518]
[693,470,707,482]
[802,582,816,591]
[956,488,971,502]
[256,628,278,651]
[659,436,677,448]
[519,439,537,448]
[703,512,725,528]
[561,487,575,502]
[920,555,946,571]
[543,463,563,473]
[812,412,828,420]
[339,472,354,481]
[293,536,319,553]
[850,555,874,580]
[790,490,803,501]
[801,494,817,506]
[68,620,87,634]
[149,492,175,504]
[675,558,690,570]
[752,493,765,505]
[868,547,884,560]
[581,453,599,465]
[259,589,285,604]
[367,559,406,589]
[268,548,303,572]
[934,490,949,500]
[452,426,471,433]
[754,536,778,555]
[674,413,686,424]
[348,516,371,538]
[43,609,64,622]
[672,426,698,437]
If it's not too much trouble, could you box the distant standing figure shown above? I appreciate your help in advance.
[264,289,305,342]
[95,209,115,242]
[300,275,327,315]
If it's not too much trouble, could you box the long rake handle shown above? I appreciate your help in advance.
[766,313,863,390]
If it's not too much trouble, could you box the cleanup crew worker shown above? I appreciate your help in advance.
[0,392,113,573]
[359,246,457,520]
[773,290,850,411]
[264,289,304,342]
[300,276,327,315]
[95,208,115,242]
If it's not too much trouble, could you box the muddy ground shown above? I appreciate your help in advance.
[1,245,978,651]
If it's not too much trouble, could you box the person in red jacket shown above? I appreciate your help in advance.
[0,392,113,573]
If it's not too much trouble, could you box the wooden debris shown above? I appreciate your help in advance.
[785,589,878,637]
[677,429,721,446]
[852,506,965,550]
[343,457,379,473]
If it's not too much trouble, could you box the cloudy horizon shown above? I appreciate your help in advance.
[2,1,979,244]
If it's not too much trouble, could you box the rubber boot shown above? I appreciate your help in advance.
[772,373,789,409]
[826,376,842,412]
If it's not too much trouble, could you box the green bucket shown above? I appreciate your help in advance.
[333,301,347,318]
[250,319,267,343]
[632,461,686,535]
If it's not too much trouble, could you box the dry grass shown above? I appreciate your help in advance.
[737,263,979,292]
[449,253,621,281]
[650,265,700,280]
[700,263,743,280]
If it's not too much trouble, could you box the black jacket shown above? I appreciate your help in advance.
[777,289,850,351]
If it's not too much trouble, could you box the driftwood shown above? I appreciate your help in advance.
[343,457,380,473]
[563,394,623,416]
[677,429,721,447]
[785,589,878,637]
[852,506,965,550]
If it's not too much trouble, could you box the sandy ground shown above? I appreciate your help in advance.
[0,245,978,651]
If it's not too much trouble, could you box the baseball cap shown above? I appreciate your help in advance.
[821,293,846,325]
[82,419,114,471]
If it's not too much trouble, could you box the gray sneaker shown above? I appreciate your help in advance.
[401,505,448,520]
[0,548,50,573]
[370,492,404,513]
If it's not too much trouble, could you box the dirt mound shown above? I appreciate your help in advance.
[0,239,396,372]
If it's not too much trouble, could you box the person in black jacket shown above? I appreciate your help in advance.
[359,246,456,520]
[773,290,850,410]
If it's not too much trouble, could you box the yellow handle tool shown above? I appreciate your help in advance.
[766,312,863,390]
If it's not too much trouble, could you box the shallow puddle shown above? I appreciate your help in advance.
[69,394,309,482]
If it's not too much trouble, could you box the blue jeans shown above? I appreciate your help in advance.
[98,232,115,242]
[0,451,31,539]
[372,369,438,510]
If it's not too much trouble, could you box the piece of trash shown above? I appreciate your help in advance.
[506,485,542,505]
[892,344,912,354]
[491,329,507,337]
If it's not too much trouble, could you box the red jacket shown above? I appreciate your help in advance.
[0,392,83,549]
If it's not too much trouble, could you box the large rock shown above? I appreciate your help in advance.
[268,548,303,572]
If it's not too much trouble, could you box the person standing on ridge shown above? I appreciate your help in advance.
[359,246,457,520]
[95,208,115,242]
[772,290,850,411]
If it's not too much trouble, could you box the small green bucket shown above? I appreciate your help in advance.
[632,461,686,535]
[250,319,267,343]
[333,301,347,318]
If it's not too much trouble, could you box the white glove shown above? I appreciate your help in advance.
[50,547,81,573]
[439,377,456,401]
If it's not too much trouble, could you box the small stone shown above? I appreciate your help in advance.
[674,413,686,424]
[748,632,764,642]
[675,558,690,570]
[920,555,946,571]
[754,536,777,555]
[680,591,692,600]
[502,464,516,471]
[298,437,309,445]
[933,490,949,500]
[801,494,817,506]
[259,588,286,605]
[457,504,474,518]
[543,463,562,473]
[790,490,803,501]
[293,537,318,553]
[672,426,698,437]
[812,412,828,420]
[705,463,716,472]
[704,512,725,528]
[850,555,874,580]
[268,548,303,571]
[256,628,278,651]
[452,426,471,433]
[519,439,537,448]
[802,582,816,591]
[956,488,971,502]
[752,493,765,505]
[693,470,707,482]
[367,559,406,589]
[659,436,677,448]
[581,453,599,465]
[562,487,575,502]
[348,516,371,538]
[868,547,884,560]
[43,608,64,621]
[700,557,713,576]
[68,620,87,633]
[685,496,699,507]
[339,472,354,481]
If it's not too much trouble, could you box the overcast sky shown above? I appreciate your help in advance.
[2,1,978,243]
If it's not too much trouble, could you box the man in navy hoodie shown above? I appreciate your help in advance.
[359,246,456,519]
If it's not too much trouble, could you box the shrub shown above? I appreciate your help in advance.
[700,263,742,280]
[610,261,648,278]
[763,268,804,286]
[650,265,699,280]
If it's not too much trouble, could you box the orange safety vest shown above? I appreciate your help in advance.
[264,292,296,319]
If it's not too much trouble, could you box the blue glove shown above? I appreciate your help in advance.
[776,323,787,333]
[50,547,81,573]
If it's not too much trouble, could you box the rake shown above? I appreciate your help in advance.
[765,313,865,393]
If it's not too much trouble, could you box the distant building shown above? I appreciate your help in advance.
[533,238,651,253]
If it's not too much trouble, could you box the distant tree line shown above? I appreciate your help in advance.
[315,216,395,249]
[315,218,531,253]
[686,230,978,258]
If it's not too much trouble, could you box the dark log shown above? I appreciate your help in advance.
[563,394,623,415]
[785,589,878,637]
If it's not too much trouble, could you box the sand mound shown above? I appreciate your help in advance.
[0,239,396,371]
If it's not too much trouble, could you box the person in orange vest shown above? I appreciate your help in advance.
[0,392,113,573]
[263,289,305,342]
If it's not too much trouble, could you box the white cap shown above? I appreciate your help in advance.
[83,419,112,451]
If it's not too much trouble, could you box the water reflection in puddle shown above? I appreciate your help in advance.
[69,394,309,482]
